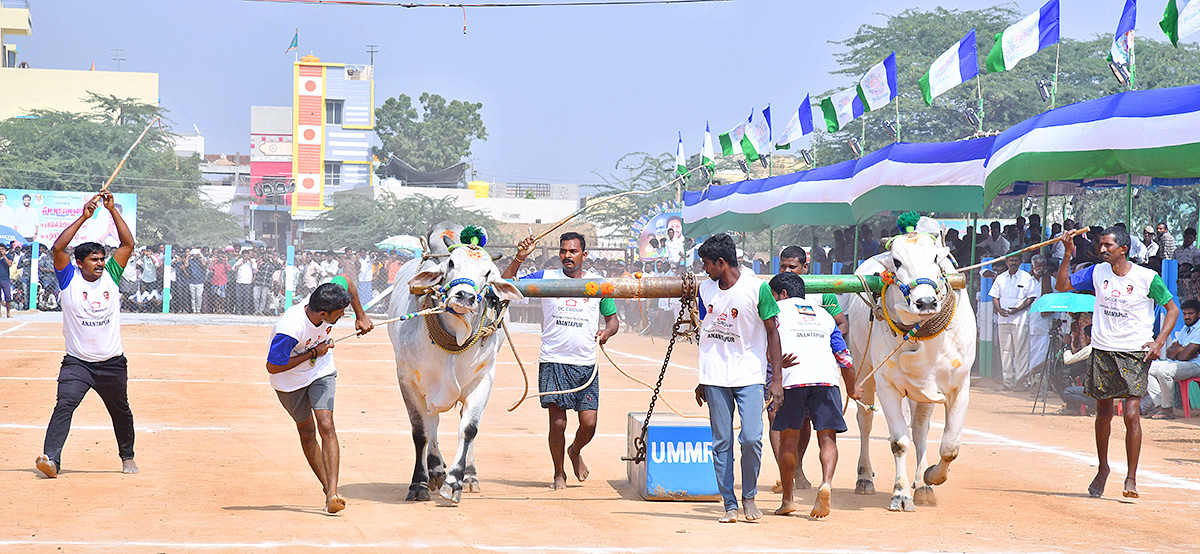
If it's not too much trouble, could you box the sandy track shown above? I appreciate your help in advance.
[1,318,1198,553]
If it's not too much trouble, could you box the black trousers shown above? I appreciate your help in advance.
[43,354,135,467]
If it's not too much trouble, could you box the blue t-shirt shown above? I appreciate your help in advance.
[0,254,11,285]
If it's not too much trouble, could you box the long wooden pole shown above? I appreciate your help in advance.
[101,116,164,192]
[957,226,1091,273]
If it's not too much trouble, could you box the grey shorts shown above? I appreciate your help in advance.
[275,373,336,423]
[539,362,599,411]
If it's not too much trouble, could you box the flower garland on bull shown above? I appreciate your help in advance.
[875,212,956,341]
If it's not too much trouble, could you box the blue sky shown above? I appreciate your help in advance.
[12,0,1183,185]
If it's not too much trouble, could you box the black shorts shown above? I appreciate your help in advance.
[538,362,599,411]
[771,386,847,433]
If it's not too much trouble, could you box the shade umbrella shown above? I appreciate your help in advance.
[1031,292,1094,313]
[375,234,423,254]
[0,225,29,246]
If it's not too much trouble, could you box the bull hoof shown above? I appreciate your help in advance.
[428,472,446,492]
[924,464,949,486]
[463,476,481,493]
[889,494,916,512]
[438,483,462,505]
[913,486,936,506]
[406,484,431,501]
[855,479,876,495]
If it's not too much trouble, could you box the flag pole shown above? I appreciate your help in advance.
[1051,43,1060,109]
[976,70,984,133]
[895,93,901,142]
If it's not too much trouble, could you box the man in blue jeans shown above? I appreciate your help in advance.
[694,233,782,523]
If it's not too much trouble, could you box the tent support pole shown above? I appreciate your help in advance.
[1126,173,1133,230]
[853,223,860,268]
[1042,182,1049,240]
[769,228,775,273]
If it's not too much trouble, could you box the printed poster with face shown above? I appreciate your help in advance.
[0,188,138,247]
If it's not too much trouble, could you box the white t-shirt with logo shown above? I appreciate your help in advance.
[1070,262,1173,352]
[266,299,337,392]
[698,272,780,388]
[775,297,842,388]
[989,269,1038,325]
[57,259,124,362]
[522,269,617,366]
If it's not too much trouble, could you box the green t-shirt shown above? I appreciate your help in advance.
[757,280,781,320]
[600,297,617,317]
[106,257,125,284]
[820,292,843,317]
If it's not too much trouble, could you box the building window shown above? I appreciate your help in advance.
[325,100,344,125]
[324,162,342,188]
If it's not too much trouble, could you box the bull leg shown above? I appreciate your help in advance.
[463,440,480,493]
[876,382,915,512]
[925,387,967,486]
[426,414,446,493]
[400,385,432,502]
[439,374,493,505]
[855,376,876,495]
[910,401,936,506]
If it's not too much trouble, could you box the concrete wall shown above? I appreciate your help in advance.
[0,67,158,119]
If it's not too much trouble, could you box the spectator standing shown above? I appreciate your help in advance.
[1147,299,1200,419]
[137,248,157,297]
[693,233,783,523]
[1055,226,1179,499]
[0,243,13,317]
[1156,222,1176,260]
[357,250,373,305]
[1175,227,1200,266]
[255,251,281,315]
[209,253,231,313]
[303,253,322,297]
[232,249,256,315]
[1141,226,1159,262]
[991,256,1037,390]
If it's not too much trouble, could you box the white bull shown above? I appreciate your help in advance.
[843,225,976,511]
[387,225,522,504]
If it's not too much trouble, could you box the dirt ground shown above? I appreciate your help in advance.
[2,315,1199,553]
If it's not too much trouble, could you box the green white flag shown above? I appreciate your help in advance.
[985,0,1060,73]
[1162,0,1200,47]
[701,122,715,170]
[819,88,865,133]
[675,132,686,176]
[919,29,978,106]
[740,106,771,162]
[718,113,750,157]
[856,52,898,112]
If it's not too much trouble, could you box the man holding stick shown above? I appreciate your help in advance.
[36,192,137,478]
[1055,226,1178,498]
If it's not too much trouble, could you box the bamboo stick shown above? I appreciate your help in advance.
[957,227,1090,273]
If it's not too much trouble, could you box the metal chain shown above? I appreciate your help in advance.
[624,273,699,464]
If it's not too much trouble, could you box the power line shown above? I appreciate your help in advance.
[0,166,209,186]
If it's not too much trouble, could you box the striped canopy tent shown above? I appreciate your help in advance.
[683,137,993,236]
[984,84,1200,205]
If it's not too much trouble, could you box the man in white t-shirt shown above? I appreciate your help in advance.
[36,192,137,479]
[694,233,782,523]
[503,232,619,490]
[765,272,860,519]
[1056,226,1178,499]
[13,194,39,241]
[990,256,1037,391]
[1148,299,1200,419]
[231,249,256,314]
[265,279,373,514]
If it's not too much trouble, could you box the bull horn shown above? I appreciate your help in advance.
[490,251,503,262]
[443,234,455,248]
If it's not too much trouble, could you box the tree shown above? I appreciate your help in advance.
[0,94,242,246]
[306,191,503,251]
[373,93,487,174]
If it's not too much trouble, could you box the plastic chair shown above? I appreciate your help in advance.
[1179,376,1200,419]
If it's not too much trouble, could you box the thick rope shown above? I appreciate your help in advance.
[600,342,706,420]
[507,336,600,411]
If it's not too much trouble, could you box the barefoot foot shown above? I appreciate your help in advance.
[1122,477,1138,499]
[771,479,783,494]
[774,501,799,516]
[1088,468,1110,498]
[122,459,139,474]
[718,509,738,523]
[567,445,589,482]
[550,475,567,490]
[742,497,762,522]
[35,455,57,478]
[810,484,832,518]
[326,494,346,514]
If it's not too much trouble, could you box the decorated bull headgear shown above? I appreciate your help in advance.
[881,212,948,301]
[436,225,499,313]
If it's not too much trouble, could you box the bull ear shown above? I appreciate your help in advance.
[408,268,445,288]
[489,275,524,301]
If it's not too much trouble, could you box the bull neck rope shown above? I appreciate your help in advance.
[880,281,957,341]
